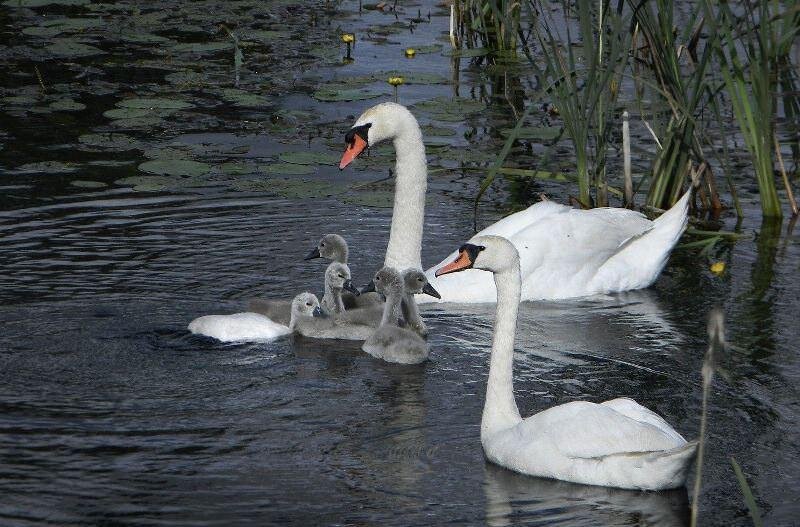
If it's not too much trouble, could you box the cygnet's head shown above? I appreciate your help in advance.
[325,262,360,296]
[434,235,519,276]
[367,266,404,297]
[291,292,323,317]
[339,102,417,169]
[403,269,441,299]
[305,233,348,263]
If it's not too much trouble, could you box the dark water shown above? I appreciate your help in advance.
[1,1,799,526]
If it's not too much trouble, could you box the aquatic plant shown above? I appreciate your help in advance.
[702,1,796,219]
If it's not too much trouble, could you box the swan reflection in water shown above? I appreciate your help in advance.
[484,463,690,527]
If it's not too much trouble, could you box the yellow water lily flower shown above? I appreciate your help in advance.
[341,33,355,44]
[405,48,416,58]
[388,76,404,86]
[710,261,725,275]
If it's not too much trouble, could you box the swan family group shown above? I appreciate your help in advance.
[189,102,698,491]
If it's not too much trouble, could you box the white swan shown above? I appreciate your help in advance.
[435,235,696,490]
[188,292,321,342]
[339,102,691,303]
[362,267,430,364]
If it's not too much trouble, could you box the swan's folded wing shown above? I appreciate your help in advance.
[520,401,686,459]
[600,398,687,444]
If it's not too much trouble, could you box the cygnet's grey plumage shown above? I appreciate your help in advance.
[290,278,375,341]
[362,267,429,364]
[400,269,439,338]
[320,262,360,316]
[248,234,350,325]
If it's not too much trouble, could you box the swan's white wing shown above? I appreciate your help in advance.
[188,312,290,342]
[515,401,686,459]
[599,398,687,444]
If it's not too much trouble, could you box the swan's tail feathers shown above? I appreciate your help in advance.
[596,440,698,490]
[594,190,690,292]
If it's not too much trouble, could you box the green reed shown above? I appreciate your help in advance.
[455,0,525,59]
[703,1,795,218]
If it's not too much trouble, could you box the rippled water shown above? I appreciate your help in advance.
[2,0,799,526]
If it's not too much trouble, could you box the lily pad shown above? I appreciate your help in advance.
[109,116,165,128]
[414,96,486,119]
[442,47,489,58]
[119,32,171,44]
[262,163,315,176]
[2,95,39,106]
[49,99,86,111]
[71,180,107,189]
[312,87,383,102]
[172,41,231,54]
[279,151,339,166]
[45,39,105,58]
[342,190,395,208]
[139,159,211,177]
[118,98,194,110]
[221,89,265,108]
[115,175,172,192]
[4,0,89,6]
[13,161,78,174]
[411,44,443,54]
[383,72,450,85]
[103,107,154,119]
[422,125,457,137]
[500,127,563,141]
[78,133,142,151]
[242,29,292,42]
[219,162,255,175]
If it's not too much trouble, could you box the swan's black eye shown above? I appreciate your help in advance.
[375,275,380,281]
[306,302,312,307]
[417,277,423,282]
[338,274,345,279]
[320,243,325,247]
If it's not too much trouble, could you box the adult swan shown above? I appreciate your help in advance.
[339,102,690,303]
[434,236,697,489]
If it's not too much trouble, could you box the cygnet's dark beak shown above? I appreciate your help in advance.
[422,282,441,299]
[343,280,360,296]
[360,280,376,294]
[312,306,324,317]
[304,247,321,260]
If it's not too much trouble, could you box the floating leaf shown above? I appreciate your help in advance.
[2,95,39,105]
[45,39,105,58]
[242,29,291,42]
[78,133,142,151]
[4,0,89,6]
[13,161,79,174]
[221,89,265,108]
[103,107,154,119]
[138,159,211,177]
[412,44,443,54]
[115,175,172,192]
[422,125,457,136]
[71,180,107,188]
[262,163,315,176]
[312,87,383,102]
[500,127,563,141]
[172,41,231,54]
[442,47,489,58]
[279,151,339,166]
[117,97,194,110]
[109,116,164,128]
[342,190,395,208]
[219,162,255,175]
[49,99,86,111]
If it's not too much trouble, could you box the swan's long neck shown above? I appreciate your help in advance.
[481,263,523,440]
[384,121,427,272]
[381,291,403,327]
[401,293,422,329]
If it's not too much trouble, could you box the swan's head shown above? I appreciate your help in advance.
[362,265,404,297]
[434,235,519,276]
[339,102,416,169]
[291,292,323,317]
[305,233,348,263]
[325,262,360,296]
[403,269,441,299]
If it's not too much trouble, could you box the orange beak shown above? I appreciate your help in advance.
[339,135,368,169]
[435,250,473,277]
